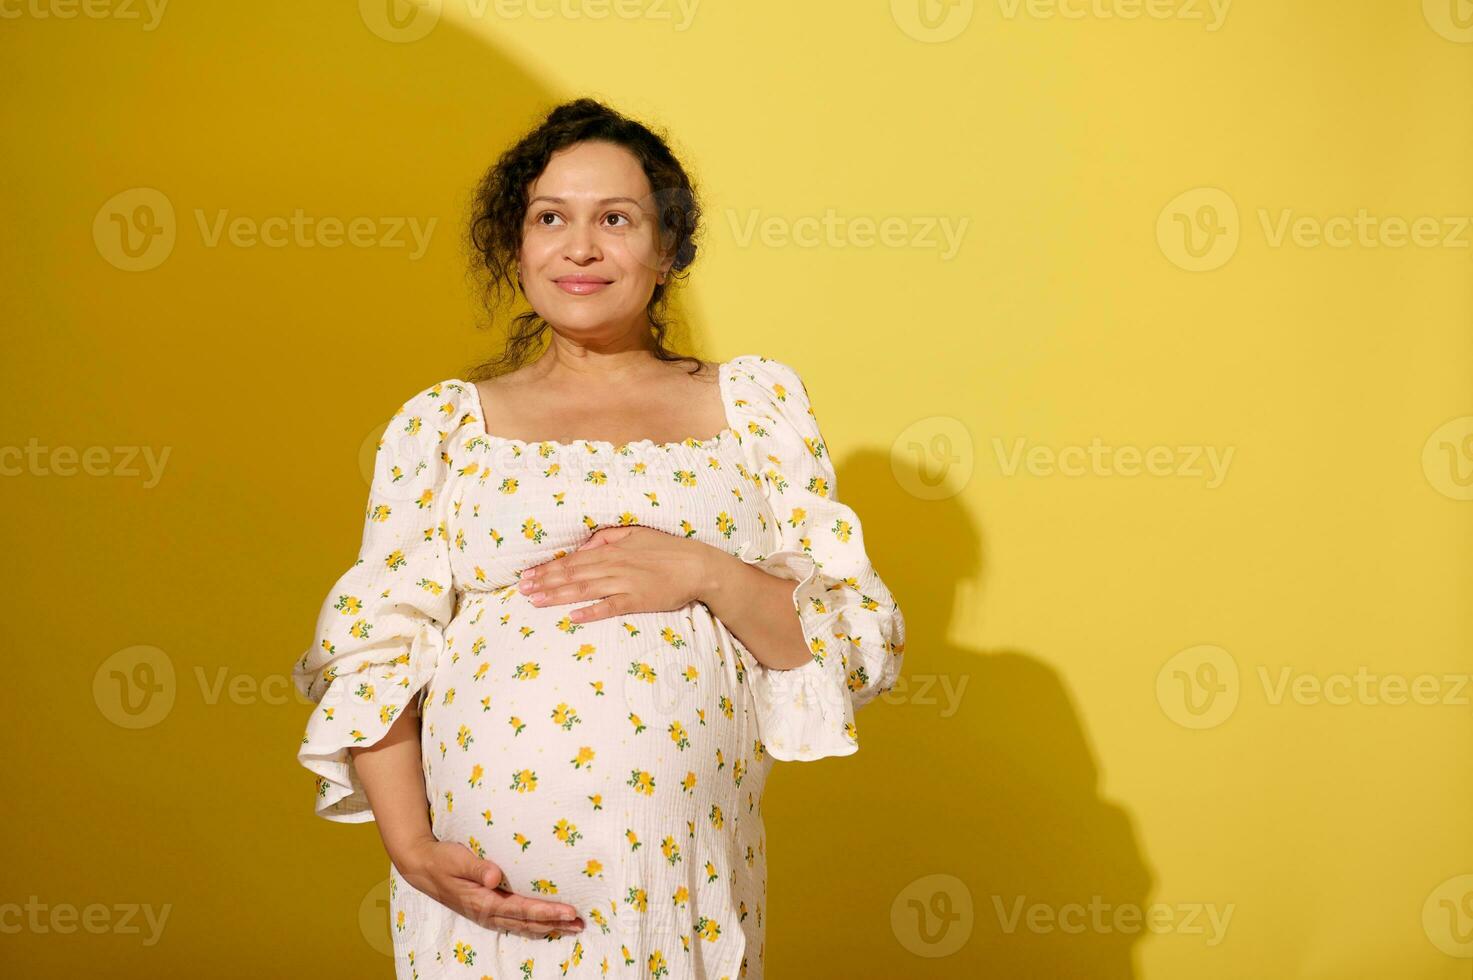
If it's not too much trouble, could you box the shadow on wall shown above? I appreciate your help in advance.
[764,446,1155,979]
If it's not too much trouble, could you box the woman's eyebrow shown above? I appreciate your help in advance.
[528,195,642,206]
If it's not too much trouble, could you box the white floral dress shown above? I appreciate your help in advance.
[292,354,906,979]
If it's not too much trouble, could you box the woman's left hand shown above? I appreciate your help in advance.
[516,525,722,623]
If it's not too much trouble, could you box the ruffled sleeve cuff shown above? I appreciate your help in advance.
[730,542,861,762]
[295,618,446,823]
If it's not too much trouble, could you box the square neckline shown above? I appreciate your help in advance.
[453,358,740,454]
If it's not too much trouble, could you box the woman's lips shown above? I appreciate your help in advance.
[555,279,611,295]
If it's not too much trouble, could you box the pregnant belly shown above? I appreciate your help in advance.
[418,589,748,914]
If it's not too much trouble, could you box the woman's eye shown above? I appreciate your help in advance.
[605,213,630,227]
[536,212,563,226]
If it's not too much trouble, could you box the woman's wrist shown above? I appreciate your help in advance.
[389,833,440,877]
[696,546,742,606]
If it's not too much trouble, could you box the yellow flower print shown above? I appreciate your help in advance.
[671,885,689,907]
[553,818,582,846]
[571,746,595,769]
[556,615,584,634]
[333,595,362,615]
[583,859,604,879]
[508,716,526,736]
[572,643,596,662]
[629,712,646,734]
[625,887,648,913]
[531,879,558,895]
[513,661,540,680]
[625,828,641,850]
[510,768,538,793]
[452,941,475,965]
[468,763,483,788]
[808,636,827,663]
[627,662,656,683]
[417,577,445,596]
[513,832,531,851]
[415,487,435,510]
[628,770,655,796]
[659,628,686,649]
[660,836,681,866]
[384,549,407,572]
[715,512,735,538]
[703,861,718,884]
[521,517,545,542]
[589,794,603,810]
[472,662,489,682]
[709,804,724,829]
[499,477,519,494]
[668,721,690,750]
[443,790,453,812]
[674,471,696,487]
[456,724,473,750]
[648,949,668,978]
[680,771,697,794]
[551,702,582,731]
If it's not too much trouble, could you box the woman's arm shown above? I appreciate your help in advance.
[698,549,814,671]
[348,697,434,868]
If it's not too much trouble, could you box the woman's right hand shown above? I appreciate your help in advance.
[394,838,585,939]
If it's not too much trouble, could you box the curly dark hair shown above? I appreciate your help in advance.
[462,97,706,381]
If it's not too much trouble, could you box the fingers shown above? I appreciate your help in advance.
[528,570,624,604]
[476,890,584,939]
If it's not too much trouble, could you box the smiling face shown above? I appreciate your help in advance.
[518,140,674,341]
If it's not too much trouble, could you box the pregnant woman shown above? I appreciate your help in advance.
[292,99,907,979]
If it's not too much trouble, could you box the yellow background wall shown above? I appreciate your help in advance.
[2,1,1469,976]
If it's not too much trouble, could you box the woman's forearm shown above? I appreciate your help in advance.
[349,696,436,869]
[698,550,814,670]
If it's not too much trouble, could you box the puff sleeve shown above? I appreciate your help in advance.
[291,382,463,822]
[726,355,907,761]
